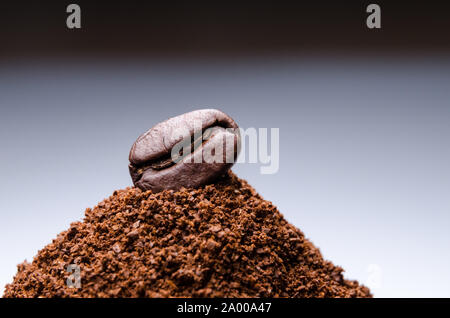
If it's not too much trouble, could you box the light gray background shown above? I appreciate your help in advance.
[1,56,449,297]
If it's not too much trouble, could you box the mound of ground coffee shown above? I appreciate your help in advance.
[3,172,371,298]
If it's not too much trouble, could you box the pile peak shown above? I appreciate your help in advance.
[4,172,371,298]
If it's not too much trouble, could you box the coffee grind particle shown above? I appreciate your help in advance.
[3,172,371,298]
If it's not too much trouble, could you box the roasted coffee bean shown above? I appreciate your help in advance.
[129,109,241,192]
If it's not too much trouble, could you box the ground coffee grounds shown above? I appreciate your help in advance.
[3,172,371,298]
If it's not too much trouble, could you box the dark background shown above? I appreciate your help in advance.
[1,0,450,59]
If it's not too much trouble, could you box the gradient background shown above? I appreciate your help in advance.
[1,1,450,297]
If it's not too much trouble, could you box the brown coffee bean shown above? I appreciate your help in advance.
[129,109,241,192]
